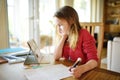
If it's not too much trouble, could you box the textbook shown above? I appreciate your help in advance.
[2,55,25,64]
[0,47,26,54]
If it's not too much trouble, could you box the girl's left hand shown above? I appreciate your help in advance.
[70,66,84,78]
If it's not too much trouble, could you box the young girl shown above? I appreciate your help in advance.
[53,6,98,78]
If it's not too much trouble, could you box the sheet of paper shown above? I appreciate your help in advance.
[24,64,72,80]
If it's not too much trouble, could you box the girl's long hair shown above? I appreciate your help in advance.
[54,6,81,49]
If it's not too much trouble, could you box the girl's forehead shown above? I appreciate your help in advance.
[54,17,66,24]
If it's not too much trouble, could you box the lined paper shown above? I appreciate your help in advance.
[24,64,72,80]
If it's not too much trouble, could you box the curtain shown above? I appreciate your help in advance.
[29,0,40,47]
[55,0,74,9]
[0,0,9,49]
[90,0,104,22]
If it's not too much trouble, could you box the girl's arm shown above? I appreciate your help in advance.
[54,35,67,60]
[72,59,98,78]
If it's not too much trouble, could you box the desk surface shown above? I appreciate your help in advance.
[0,60,120,80]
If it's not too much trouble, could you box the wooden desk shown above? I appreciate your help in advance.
[0,60,120,80]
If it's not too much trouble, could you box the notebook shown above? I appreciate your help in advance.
[24,39,51,65]
[24,64,72,80]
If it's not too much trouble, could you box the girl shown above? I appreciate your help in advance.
[53,6,98,78]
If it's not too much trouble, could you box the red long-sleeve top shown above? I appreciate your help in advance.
[62,29,98,64]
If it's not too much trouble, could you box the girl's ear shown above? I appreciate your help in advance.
[68,18,74,26]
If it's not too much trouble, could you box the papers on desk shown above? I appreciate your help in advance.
[2,55,25,64]
[24,64,72,80]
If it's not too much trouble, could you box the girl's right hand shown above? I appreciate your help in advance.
[58,26,69,37]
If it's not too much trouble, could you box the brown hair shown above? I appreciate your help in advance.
[54,6,81,49]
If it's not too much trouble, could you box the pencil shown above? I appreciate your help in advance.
[69,58,82,71]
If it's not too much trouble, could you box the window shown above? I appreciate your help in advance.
[7,0,56,53]
[73,0,90,22]
[38,0,56,54]
[7,0,29,48]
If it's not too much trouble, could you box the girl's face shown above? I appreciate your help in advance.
[54,17,70,36]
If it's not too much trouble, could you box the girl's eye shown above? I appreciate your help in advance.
[58,24,62,27]
[59,26,63,30]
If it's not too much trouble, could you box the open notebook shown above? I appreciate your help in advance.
[24,64,72,80]
[24,39,51,65]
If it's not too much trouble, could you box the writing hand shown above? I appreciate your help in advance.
[69,58,82,72]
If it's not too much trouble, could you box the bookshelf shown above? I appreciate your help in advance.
[104,0,120,33]
[104,0,120,43]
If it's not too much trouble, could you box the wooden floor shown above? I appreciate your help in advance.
[100,48,107,69]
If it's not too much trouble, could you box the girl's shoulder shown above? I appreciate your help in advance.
[79,29,95,41]
[79,29,92,39]
[79,29,89,35]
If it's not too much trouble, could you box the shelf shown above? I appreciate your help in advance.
[108,14,120,17]
[107,5,120,8]
[105,25,120,33]
[104,0,120,33]
[107,1,120,7]
[105,24,120,26]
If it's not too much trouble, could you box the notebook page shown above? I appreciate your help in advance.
[24,64,72,80]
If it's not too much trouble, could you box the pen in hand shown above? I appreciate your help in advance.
[69,58,82,72]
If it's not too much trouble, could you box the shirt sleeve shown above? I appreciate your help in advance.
[81,29,98,62]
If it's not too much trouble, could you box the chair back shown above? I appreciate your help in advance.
[80,22,104,67]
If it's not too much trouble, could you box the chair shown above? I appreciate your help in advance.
[107,37,120,73]
[80,22,104,67]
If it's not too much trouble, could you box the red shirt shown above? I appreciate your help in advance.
[62,29,98,64]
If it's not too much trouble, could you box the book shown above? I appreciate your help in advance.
[2,55,25,64]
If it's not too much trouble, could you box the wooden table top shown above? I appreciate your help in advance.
[0,60,120,80]
[55,60,120,80]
